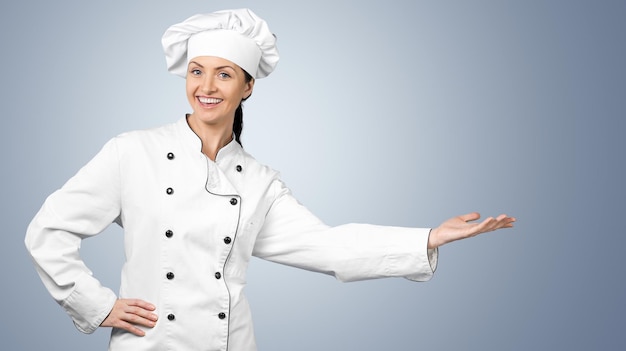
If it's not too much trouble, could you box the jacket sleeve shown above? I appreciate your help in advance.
[252,179,438,282]
[25,138,121,334]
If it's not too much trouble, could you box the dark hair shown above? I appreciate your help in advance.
[233,70,254,146]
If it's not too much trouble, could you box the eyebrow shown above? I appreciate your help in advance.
[188,61,236,71]
[215,65,236,71]
[189,60,204,68]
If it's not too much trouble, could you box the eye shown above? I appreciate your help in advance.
[189,68,202,76]
[218,71,231,79]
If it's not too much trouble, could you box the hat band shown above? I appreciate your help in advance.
[187,30,261,78]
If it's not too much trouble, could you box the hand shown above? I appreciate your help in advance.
[100,299,158,336]
[428,212,516,249]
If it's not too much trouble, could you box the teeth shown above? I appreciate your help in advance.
[199,97,222,104]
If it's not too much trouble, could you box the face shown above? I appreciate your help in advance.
[186,56,254,128]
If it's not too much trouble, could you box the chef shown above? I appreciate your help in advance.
[25,8,515,351]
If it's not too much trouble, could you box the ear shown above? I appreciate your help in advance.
[243,78,255,100]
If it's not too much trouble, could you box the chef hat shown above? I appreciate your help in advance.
[161,8,279,79]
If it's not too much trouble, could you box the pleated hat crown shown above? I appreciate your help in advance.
[162,8,279,79]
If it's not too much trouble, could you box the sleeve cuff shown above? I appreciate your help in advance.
[60,272,117,334]
[427,247,438,272]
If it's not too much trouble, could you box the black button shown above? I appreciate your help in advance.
[215,272,221,279]
[165,230,173,238]
[223,237,232,244]
[236,165,242,172]
[230,198,238,205]
[166,187,174,195]
[218,312,226,320]
[166,272,174,280]
[167,314,175,321]
[167,152,175,160]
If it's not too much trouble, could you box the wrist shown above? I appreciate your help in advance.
[427,228,437,249]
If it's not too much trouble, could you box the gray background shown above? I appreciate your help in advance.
[2,0,624,350]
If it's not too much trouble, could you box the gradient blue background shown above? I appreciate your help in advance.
[2,0,624,350]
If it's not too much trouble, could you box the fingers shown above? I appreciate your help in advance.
[112,319,147,337]
[459,213,516,238]
[126,298,156,312]
[498,214,516,229]
[479,214,516,233]
[101,299,159,337]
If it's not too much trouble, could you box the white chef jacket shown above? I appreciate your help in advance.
[25,116,438,351]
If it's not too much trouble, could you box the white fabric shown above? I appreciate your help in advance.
[162,8,279,79]
[187,30,261,78]
[25,117,437,350]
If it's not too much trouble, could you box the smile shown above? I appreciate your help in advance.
[198,97,223,104]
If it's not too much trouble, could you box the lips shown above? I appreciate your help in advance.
[198,97,223,104]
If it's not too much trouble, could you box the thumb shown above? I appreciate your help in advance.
[459,212,481,222]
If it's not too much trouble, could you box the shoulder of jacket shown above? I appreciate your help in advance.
[111,122,178,148]
[239,149,281,179]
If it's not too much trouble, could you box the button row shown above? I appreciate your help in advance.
[166,312,226,321]
[162,151,233,325]
[165,271,220,280]
[166,188,240,208]
[164,230,231,245]
[166,152,242,174]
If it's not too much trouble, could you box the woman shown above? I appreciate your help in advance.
[25,8,515,351]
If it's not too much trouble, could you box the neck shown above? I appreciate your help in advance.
[186,114,234,161]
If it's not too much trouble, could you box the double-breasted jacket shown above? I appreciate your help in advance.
[26,117,437,350]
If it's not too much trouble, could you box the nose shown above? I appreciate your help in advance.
[201,75,216,94]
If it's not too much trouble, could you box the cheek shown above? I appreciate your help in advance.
[186,82,196,100]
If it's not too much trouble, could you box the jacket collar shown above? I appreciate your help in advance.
[175,115,242,163]
[174,116,244,195]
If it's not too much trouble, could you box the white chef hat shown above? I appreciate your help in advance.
[161,8,279,79]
